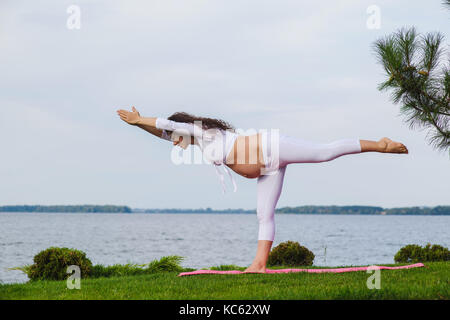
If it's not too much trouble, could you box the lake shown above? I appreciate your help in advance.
[1,212,448,284]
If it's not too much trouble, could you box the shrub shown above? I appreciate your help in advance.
[28,247,93,281]
[12,250,188,280]
[268,241,315,267]
[424,244,450,261]
[394,243,450,263]
[394,244,424,263]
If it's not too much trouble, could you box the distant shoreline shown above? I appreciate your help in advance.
[0,205,449,215]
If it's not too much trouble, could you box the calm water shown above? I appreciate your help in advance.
[0,212,449,284]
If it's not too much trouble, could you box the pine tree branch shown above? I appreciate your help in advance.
[391,72,450,116]
[373,26,450,151]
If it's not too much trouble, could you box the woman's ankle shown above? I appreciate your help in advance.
[360,139,385,153]
[244,263,267,273]
[250,261,266,268]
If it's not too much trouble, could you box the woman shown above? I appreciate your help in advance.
[117,107,408,273]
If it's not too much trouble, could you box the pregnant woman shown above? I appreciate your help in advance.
[117,107,408,273]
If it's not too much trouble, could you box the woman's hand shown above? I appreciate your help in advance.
[117,106,141,125]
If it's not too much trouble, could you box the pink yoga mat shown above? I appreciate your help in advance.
[177,263,425,277]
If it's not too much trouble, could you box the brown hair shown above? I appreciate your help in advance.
[167,112,235,132]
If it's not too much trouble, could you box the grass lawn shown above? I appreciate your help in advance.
[0,262,448,300]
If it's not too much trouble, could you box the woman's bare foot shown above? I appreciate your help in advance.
[378,137,409,154]
[245,240,272,273]
[244,263,266,274]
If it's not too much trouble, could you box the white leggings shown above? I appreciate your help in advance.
[257,134,362,241]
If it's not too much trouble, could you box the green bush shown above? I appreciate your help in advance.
[394,243,450,263]
[12,250,187,280]
[28,247,93,281]
[268,241,315,267]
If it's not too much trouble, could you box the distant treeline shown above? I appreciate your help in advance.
[277,205,384,215]
[1,205,449,215]
[275,206,450,215]
[135,208,255,214]
[136,205,450,215]
[0,205,132,213]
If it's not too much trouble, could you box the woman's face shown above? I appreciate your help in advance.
[172,135,189,149]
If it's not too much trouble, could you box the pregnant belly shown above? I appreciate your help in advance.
[225,134,265,179]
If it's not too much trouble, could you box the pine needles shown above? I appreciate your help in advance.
[373,25,450,152]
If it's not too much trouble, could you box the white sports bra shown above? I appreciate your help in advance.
[156,118,238,193]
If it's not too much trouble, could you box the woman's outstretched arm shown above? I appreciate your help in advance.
[117,107,205,139]
[117,107,171,140]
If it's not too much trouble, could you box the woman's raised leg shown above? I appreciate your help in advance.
[277,136,407,167]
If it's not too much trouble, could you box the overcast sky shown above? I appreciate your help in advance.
[0,0,449,209]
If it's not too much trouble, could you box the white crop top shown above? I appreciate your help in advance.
[155,118,238,193]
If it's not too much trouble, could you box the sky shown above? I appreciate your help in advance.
[0,0,449,210]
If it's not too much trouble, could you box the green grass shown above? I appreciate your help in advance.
[0,262,448,300]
